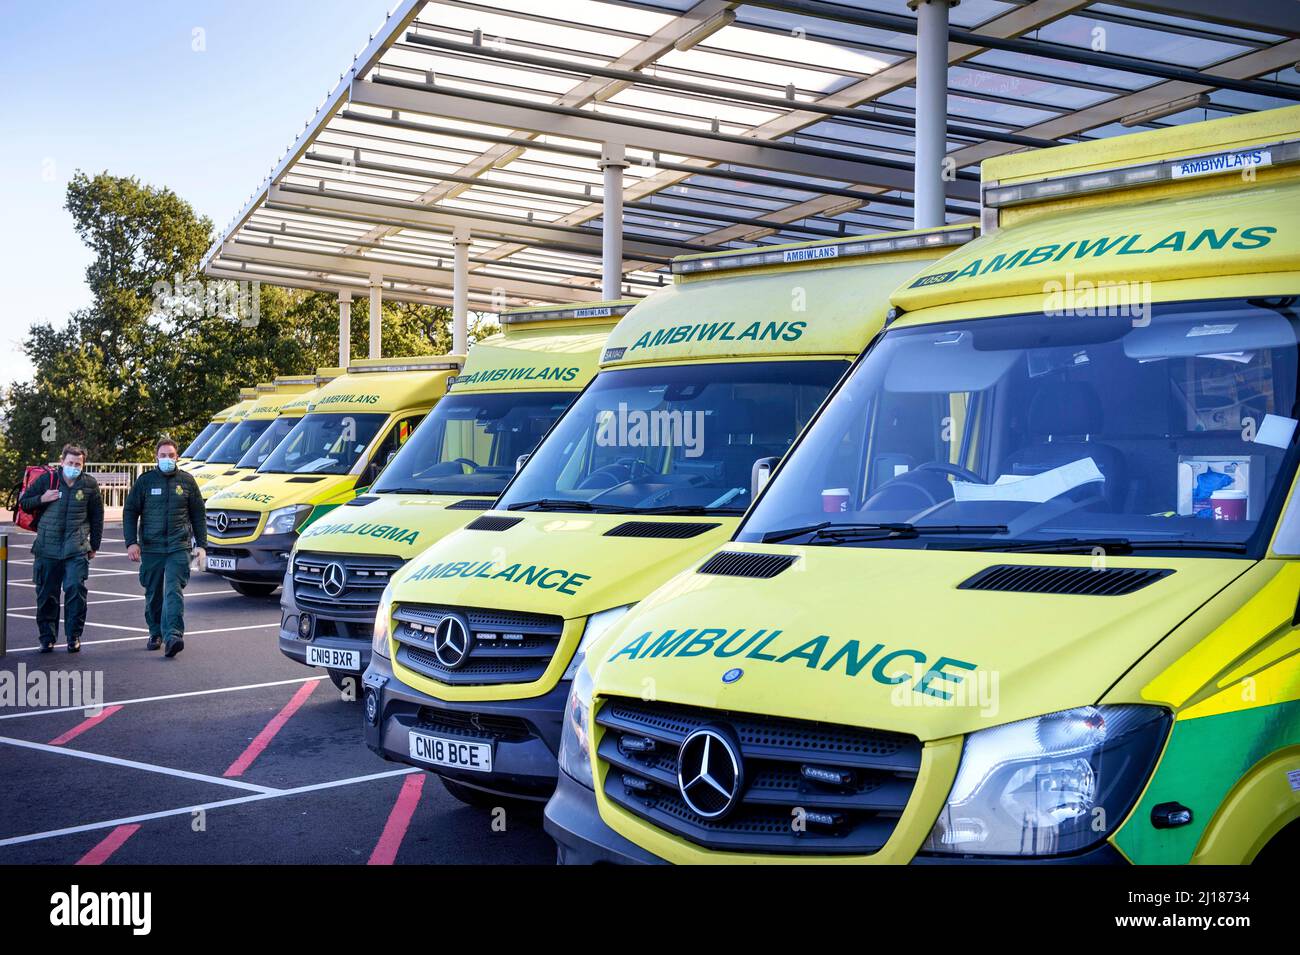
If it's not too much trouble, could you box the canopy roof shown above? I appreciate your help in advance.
[202,0,1300,311]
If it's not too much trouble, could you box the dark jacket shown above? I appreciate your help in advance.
[20,469,104,561]
[123,467,207,554]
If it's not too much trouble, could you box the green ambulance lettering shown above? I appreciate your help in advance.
[628,319,805,352]
[606,626,977,695]
[909,223,1276,287]
[405,558,588,594]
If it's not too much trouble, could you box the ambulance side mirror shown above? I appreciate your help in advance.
[751,456,780,503]
[515,453,530,473]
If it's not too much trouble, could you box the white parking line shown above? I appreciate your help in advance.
[3,616,278,636]
[4,621,281,654]
[0,673,322,721]
[8,589,235,611]
[0,767,418,848]
[0,735,277,795]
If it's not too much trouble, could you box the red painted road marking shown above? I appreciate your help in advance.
[76,824,140,865]
[48,705,123,746]
[368,773,425,866]
[223,680,318,778]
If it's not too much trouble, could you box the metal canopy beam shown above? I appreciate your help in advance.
[743,0,1300,100]
[267,183,699,261]
[1120,0,1300,38]
[218,241,605,301]
[348,77,982,202]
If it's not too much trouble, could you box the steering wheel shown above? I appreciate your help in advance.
[450,457,481,473]
[861,461,986,514]
[577,458,654,491]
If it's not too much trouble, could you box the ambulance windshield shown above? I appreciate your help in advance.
[500,360,845,515]
[740,297,1300,556]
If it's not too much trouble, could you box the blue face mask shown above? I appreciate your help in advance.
[158,457,177,473]
[63,465,82,480]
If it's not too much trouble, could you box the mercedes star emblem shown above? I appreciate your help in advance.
[214,511,229,534]
[321,561,347,598]
[432,614,472,669]
[677,726,744,819]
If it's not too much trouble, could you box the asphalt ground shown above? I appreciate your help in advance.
[0,523,554,865]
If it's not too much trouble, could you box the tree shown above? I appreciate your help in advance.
[1,170,498,487]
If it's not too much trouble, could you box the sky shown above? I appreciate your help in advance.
[0,0,397,387]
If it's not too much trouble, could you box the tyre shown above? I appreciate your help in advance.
[230,581,277,597]
[328,670,361,701]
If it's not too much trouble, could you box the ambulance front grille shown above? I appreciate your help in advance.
[596,697,921,856]
[293,552,406,618]
[206,509,261,539]
[392,604,564,686]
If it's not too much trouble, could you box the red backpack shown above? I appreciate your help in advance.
[14,465,57,531]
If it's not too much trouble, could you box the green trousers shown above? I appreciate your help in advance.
[33,555,89,646]
[140,551,192,646]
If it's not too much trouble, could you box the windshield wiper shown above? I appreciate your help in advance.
[760,522,1008,545]
[505,498,626,513]
[377,487,435,495]
[630,504,745,516]
[954,536,1250,555]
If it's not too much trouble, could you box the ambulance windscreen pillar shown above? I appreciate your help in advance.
[338,290,352,367]
[911,0,953,230]
[600,143,628,301]
[452,227,470,356]
[368,275,383,359]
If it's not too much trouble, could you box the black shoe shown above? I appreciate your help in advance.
[38,641,54,654]
[67,638,81,653]
[164,639,185,659]
[145,636,162,651]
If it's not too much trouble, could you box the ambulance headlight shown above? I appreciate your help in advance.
[558,659,596,789]
[371,584,394,661]
[562,604,632,681]
[267,504,311,535]
[924,705,1169,857]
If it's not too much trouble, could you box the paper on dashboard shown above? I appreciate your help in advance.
[952,457,1105,503]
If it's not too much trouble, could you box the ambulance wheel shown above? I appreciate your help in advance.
[230,581,277,598]
[441,778,541,815]
[328,670,362,700]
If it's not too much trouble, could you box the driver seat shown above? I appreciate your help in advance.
[1003,381,1126,509]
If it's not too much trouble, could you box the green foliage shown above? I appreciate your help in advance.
[0,171,496,487]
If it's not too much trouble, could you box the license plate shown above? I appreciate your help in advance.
[408,731,493,773]
[307,645,361,671]
[207,557,236,571]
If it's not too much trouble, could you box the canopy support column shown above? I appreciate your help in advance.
[452,227,470,355]
[599,142,627,301]
[368,274,383,359]
[338,291,352,367]
[910,0,954,229]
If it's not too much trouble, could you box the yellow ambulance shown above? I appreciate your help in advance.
[190,381,300,488]
[200,370,342,501]
[181,388,257,470]
[279,303,628,695]
[204,355,461,597]
[362,226,972,807]
[550,106,1300,864]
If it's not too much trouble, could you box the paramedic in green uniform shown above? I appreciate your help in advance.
[19,444,104,653]
[123,436,207,658]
